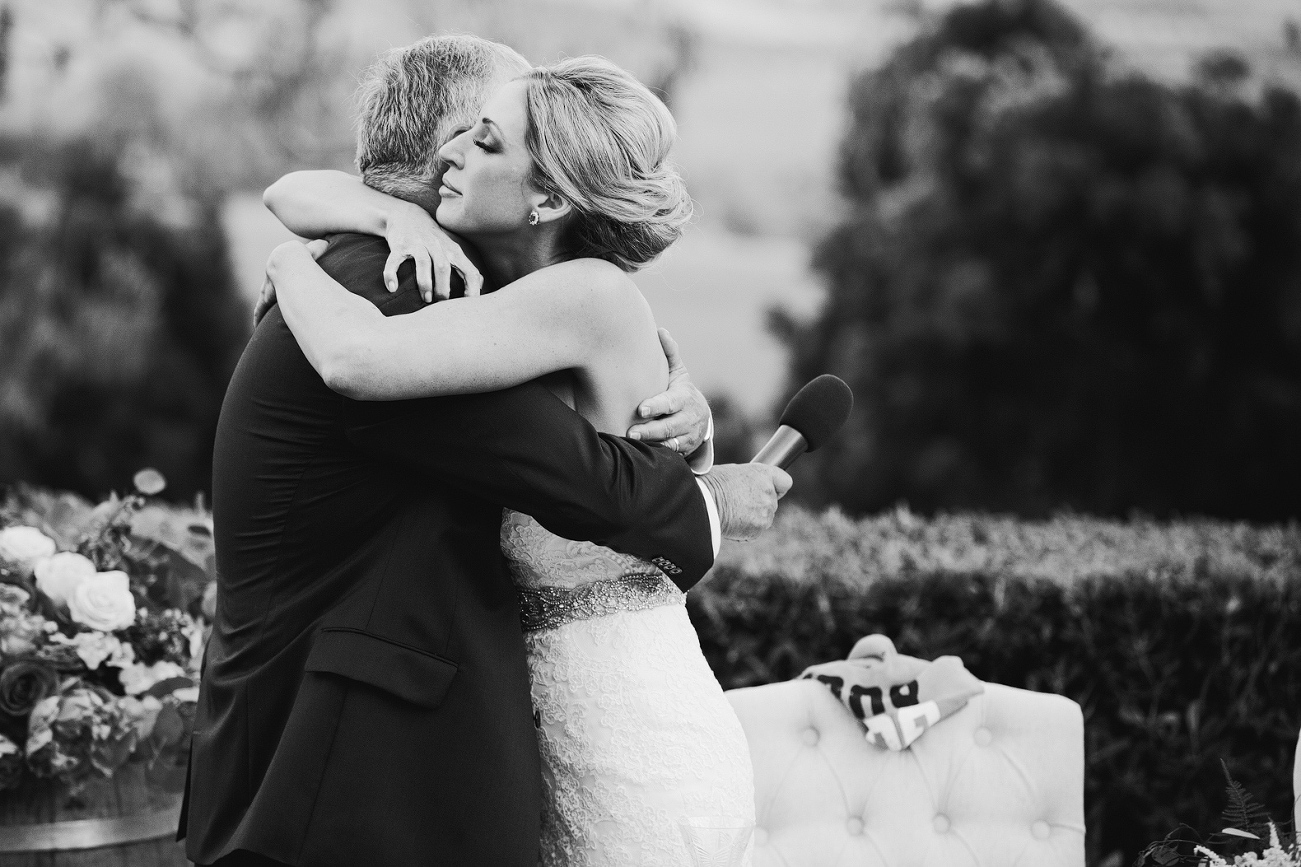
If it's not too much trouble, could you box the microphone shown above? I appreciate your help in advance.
[752,374,854,469]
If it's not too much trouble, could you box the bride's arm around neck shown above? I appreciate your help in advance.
[263,170,401,240]
[267,242,651,402]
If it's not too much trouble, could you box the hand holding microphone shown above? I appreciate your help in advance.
[700,464,793,542]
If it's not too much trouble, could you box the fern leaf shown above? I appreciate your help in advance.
[1215,760,1273,841]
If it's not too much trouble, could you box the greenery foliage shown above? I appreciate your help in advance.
[780,0,1301,520]
[691,506,1301,866]
[1133,762,1297,866]
[0,136,248,500]
[714,503,1301,587]
[1214,760,1276,844]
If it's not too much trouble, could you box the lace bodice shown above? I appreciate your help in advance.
[497,510,754,866]
[500,509,664,591]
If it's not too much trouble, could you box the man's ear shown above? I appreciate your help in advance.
[531,188,571,225]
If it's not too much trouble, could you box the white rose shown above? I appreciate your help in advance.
[171,685,200,703]
[201,581,217,621]
[50,630,133,670]
[34,552,97,608]
[25,695,60,755]
[129,695,163,740]
[0,527,57,575]
[0,584,30,617]
[67,571,137,632]
[184,620,206,672]
[119,660,186,696]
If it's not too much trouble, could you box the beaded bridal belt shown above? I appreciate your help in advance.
[518,571,684,632]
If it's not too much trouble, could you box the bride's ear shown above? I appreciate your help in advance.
[530,189,571,225]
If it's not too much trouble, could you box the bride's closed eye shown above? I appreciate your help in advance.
[472,118,502,153]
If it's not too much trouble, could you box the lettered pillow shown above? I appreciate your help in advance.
[799,634,984,750]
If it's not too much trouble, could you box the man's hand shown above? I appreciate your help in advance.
[699,464,792,542]
[628,328,710,455]
[254,238,329,325]
[382,200,483,303]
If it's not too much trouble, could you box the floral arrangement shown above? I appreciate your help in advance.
[1135,763,1299,867]
[1196,827,1300,867]
[0,471,214,794]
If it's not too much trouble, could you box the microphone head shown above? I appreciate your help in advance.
[778,374,854,452]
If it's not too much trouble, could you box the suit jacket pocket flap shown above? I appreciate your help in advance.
[305,628,457,709]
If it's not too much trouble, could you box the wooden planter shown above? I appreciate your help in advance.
[0,762,188,866]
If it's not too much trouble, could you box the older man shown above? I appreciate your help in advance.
[183,34,787,867]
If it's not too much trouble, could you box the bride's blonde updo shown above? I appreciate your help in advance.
[521,57,693,272]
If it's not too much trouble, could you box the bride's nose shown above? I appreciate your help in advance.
[438,135,465,168]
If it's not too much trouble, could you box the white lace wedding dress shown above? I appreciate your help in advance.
[501,510,755,867]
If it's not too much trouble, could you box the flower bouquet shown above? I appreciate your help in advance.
[0,470,213,799]
[1134,762,1299,867]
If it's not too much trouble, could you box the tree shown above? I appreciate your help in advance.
[0,0,341,500]
[779,0,1301,520]
[0,136,248,500]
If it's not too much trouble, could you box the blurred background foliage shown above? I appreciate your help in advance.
[0,133,246,500]
[0,0,741,500]
[780,0,1301,521]
[1,0,1298,521]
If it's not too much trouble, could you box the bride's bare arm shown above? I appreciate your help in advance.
[264,170,394,239]
[263,170,482,300]
[267,241,645,401]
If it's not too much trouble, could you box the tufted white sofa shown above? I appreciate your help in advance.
[726,678,1086,867]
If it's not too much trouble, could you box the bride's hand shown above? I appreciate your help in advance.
[255,239,330,324]
[382,201,483,303]
[627,328,711,456]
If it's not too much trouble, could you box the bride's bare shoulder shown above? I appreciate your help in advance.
[541,257,635,294]
[526,258,655,333]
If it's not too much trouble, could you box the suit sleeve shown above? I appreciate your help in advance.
[342,383,715,589]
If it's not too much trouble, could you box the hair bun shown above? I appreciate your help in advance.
[523,57,694,271]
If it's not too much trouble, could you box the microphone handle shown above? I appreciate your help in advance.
[751,425,808,470]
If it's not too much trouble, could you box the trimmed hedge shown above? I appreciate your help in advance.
[712,505,1301,587]
[689,507,1301,867]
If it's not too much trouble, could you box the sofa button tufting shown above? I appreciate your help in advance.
[802,727,820,746]
[1032,820,1051,840]
[974,727,993,746]
[754,828,769,846]
[846,817,863,835]
[933,814,950,833]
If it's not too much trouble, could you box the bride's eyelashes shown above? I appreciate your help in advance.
[473,137,497,153]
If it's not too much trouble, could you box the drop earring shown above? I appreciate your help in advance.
[528,210,540,226]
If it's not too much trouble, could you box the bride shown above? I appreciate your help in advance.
[263,56,757,866]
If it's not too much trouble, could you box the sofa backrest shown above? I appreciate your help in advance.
[727,679,1086,867]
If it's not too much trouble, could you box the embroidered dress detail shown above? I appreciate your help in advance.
[518,571,683,632]
[500,510,754,867]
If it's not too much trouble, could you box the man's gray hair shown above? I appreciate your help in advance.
[355,34,530,196]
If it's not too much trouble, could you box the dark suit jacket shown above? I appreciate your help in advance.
[182,233,714,867]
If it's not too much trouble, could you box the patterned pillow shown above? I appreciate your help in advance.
[799,634,984,750]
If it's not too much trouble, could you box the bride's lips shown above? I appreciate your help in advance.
[440,178,462,198]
